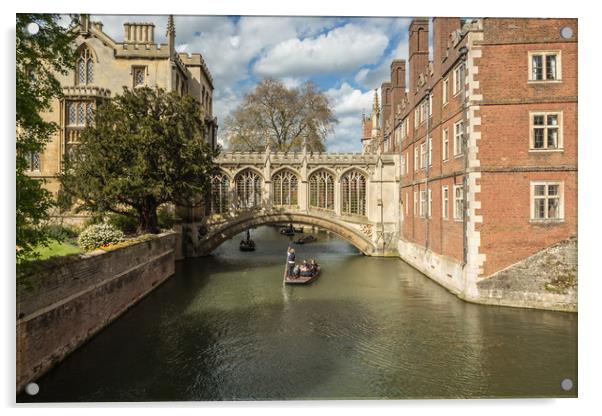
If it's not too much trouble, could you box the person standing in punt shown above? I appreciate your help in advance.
[286,247,296,278]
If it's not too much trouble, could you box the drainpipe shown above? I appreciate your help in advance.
[424,88,431,251]
[459,45,469,267]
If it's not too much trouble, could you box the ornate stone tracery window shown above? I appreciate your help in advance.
[133,67,145,87]
[66,101,94,127]
[309,170,334,211]
[341,170,366,216]
[208,173,230,214]
[76,45,94,85]
[235,169,262,209]
[272,170,298,206]
[26,152,40,172]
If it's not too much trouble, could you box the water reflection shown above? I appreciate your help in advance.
[19,226,577,401]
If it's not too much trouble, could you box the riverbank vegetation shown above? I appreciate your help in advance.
[16,14,77,264]
[59,87,218,235]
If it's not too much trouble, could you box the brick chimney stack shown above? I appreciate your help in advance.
[408,18,429,97]
[432,17,461,77]
[380,81,392,132]
[389,59,406,152]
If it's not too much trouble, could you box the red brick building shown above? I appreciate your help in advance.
[364,17,577,301]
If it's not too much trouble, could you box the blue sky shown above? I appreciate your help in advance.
[90,15,420,152]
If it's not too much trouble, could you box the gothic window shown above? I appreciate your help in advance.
[66,101,94,127]
[133,67,145,87]
[272,170,298,206]
[309,170,334,211]
[86,103,94,126]
[235,169,262,209]
[76,45,94,85]
[209,173,230,214]
[77,103,85,125]
[26,152,40,172]
[341,170,366,216]
[67,101,77,126]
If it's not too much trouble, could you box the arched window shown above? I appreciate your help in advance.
[209,173,230,214]
[341,170,366,216]
[235,170,262,209]
[272,170,298,206]
[76,45,94,85]
[309,170,334,211]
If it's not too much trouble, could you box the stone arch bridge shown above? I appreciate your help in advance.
[179,149,401,257]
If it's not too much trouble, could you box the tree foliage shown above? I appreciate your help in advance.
[224,79,337,152]
[60,87,219,234]
[16,14,77,262]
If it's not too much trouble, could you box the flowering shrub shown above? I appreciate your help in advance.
[77,223,124,251]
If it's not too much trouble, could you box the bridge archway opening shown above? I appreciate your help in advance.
[195,212,376,256]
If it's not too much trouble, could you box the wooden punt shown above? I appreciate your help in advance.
[283,265,321,285]
[239,240,256,251]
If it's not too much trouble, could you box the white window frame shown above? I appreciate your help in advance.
[453,120,464,157]
[420,141,427,169]
[529,111,563,151]
[405,192,409,215]
[452,63,465,96]
[453,184,463,221]
[414,191,418,216]
[419,190,427,218]
[414,108,419,128]
[528,51,562,82]
[428,93,433,117]
[442,185,449,219]
[530,181,564,221]
[428,136,432,166]
[414,147,419,171]
[442,128,449,161]
[405,151,409,174]
[442,77,449,105]
[400,153,405,176]
[427,189,432,218]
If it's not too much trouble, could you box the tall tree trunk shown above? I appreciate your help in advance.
[138,205,159,234]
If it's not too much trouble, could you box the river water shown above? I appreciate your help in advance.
[19,226,577,402]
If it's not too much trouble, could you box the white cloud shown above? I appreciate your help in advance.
[326,82,374,117]
[354,36,409,90]
[280,77,304,89]
[324,83,376,153]
[252,23,389,78]
[84,15,412,152]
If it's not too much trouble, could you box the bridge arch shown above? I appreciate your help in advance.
[194,211,376,256]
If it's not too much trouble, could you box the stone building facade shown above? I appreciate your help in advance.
[26,14,217,220]
[365,17,577,304]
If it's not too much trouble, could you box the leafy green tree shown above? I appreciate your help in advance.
[224,79,337,152]
[60,87,218,234]
[16,14,77,262]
